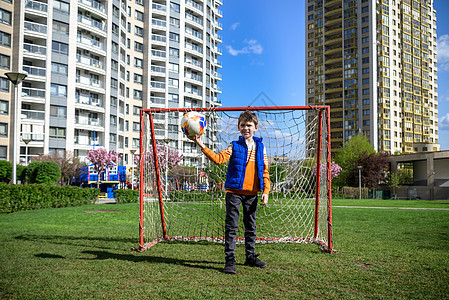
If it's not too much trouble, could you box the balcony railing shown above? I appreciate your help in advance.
[21,132,44,141]
[25,0,48,12]
[184,87,202,96]
[21,109,45,121]
[152,34,166,43]
[151,81,166,89]
[185,42,203,54]
[186,0,203,12]
[152,18,166,27]
[23,43,47,56]
[78,15,106,31]
[77,33,105,50]
[24,21,47,34]
[78,0,106,13]
[152,3,166,12]
[151,97,165,105]
[185,12,203,26]
[151,65,166,73]
[151,49,166,58]
[22,87,45,99]
[76,94,104,108]
[185,57,202,68]
[75,116,104,127]
[185,71,202,82]
[185,27,203,39]
[23,66,46,77]
[76,76,104,88]
[76,54,104,69]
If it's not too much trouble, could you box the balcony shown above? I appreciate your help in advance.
[76,93,104,109]
[151,65,166,74]
[22,66,46,78]
[150,96,165,105]
[185,56,203,68]
[152,18,167,28]
[25,0,48,13]
[23,43,47,57]
[185,27,203,40]
[184,86,202,97]
[151,81,166,89]
[75,116,104,127]
[24,21,47,35]
[152,3,167,14]
[152,34,166,43]
[151,49,166,59]
[77,33,105,52]
[76,75,104,89]
[185,12,203,27]
[186,0,203,13]
[21,109,45,121]
[185,42,203,55]
[78,0,106,14]
[78,15,106,33]
[22,87,45,102]
[76,54,105,71]
[185,71,202,82]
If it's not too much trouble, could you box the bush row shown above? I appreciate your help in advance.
[0,183,100,213]
[114,189,139,204]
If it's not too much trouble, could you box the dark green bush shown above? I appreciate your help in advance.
[0,183,100,213]
[0,160,12,182]
[16,165,27,183]
[26,161,61,184]
[114,189,139,204]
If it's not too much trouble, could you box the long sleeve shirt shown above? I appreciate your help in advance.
[202,138,270,195]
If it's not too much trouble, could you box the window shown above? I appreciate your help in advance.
[51,62,68,75]
[362,6,369,13]
[362,37,369,44]
[134,57,143,68]
[134,73,143,84]
[0,31,11,47]
[135,25,144,37]
[362,16,369,23]
[362,47,369,54]
[168,63,179,73]
[308,5,314,11]
[111,78,118,89]
[170,2,180,13]
[0,122,7,137]
[0,99,7,114]
[50,84,67,97]
[135,10,144,21]
[0,54,9,69]
[52,41,68,55]
[362,27,369,33]
[168,78,178,88]
[133,105,141,116]
[363,88,370,95]
[133,89,142,100]
[0,77,9,92]
[111,59,118,72]
[362,68,369,74]
[110,133,116,143]
[170,17,180,28]
[50,105,66,118]
[362,78,369,85]
[168,93,179,105]
[169,47,179,58]
[169,32,179,42]
[0,146,6,160]
[362,57,369,63]
[112,42,118,54]
[53,21,69,35]
[134,41,143,52]
[133,122,140,132]
[54,0,70,14]
[49,127,66,139]
[0,8,11,25]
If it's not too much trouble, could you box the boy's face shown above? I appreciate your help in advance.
[238,121,258,139]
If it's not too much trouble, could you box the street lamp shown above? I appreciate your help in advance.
[357,165,362,200]
[6,72,27,184]
[22,135,31,166]
[163,138,170,196]
[130,149,136,190]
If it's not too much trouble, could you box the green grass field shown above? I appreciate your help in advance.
[1,199,448,299]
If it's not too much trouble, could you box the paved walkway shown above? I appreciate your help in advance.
[334,206,449,211]
[93,198,117,204]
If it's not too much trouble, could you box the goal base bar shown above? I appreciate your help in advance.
[135,237,334,253]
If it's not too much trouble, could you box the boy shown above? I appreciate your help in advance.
[190,110,270,274]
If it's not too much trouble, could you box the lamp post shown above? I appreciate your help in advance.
[22,135,31,166]
[130,149,136,190]
[163,138,170,196]
[6,72,27,184]
[358,165,362,200]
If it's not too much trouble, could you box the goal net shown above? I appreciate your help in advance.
[138,106,333,252]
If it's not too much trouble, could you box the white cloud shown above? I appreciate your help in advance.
[437,34,449,70]
[440,113,449,130]
[230,22,240,30]
[226,39,263,56]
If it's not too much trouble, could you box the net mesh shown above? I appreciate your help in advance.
[139,107,331,251]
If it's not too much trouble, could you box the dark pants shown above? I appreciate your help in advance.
[224,192,258,261]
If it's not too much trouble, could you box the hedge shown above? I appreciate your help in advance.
[114,189,139,204]
[0,183,100,213]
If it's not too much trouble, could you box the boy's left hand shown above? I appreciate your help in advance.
[261,193,268,206]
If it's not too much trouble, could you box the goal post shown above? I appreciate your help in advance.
[138,106,333,252]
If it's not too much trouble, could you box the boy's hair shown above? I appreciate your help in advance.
[238,110,258,126]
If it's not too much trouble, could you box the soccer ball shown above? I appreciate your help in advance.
[181,112,207,138]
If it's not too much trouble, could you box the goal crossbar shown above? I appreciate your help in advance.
[138,106,333,253]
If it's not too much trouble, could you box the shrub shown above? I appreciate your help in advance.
[0,160,12,182]
[0,183,100,213]
[114,189,139,204]
[26,161,61,185]
[16,165,27,183]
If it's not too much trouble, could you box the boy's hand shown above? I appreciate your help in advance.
[187,135,205,149]
[261,193,268,206]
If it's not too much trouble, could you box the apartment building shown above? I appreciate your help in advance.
[2,0,222,168]
[306,0,439,154]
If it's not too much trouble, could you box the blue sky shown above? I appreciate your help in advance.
[219,0,449,151]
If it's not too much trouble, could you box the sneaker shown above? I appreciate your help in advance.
[223,260,236,274]
[244,254,267,268]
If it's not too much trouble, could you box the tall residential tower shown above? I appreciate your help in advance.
[306,0,439,154]
[1,0,222,167]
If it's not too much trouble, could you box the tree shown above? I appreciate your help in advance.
[334,134,375,188]
[346,152,389,189]
[87,149,120,188]
[32,151,82,185]
[0,160,12,183]
[135,142,183,176]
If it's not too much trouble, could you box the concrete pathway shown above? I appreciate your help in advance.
[333,206,449,211]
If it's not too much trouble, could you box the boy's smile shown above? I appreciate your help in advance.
[238,121,258,140]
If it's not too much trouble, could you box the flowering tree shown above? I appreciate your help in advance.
[87,148,120,188]
[313,162,342,180]
[134,142,183,177]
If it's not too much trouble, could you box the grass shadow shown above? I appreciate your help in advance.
[35,253,65,259]
[82,250,223,271]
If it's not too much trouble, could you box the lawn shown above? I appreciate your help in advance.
[0,199,448,299]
